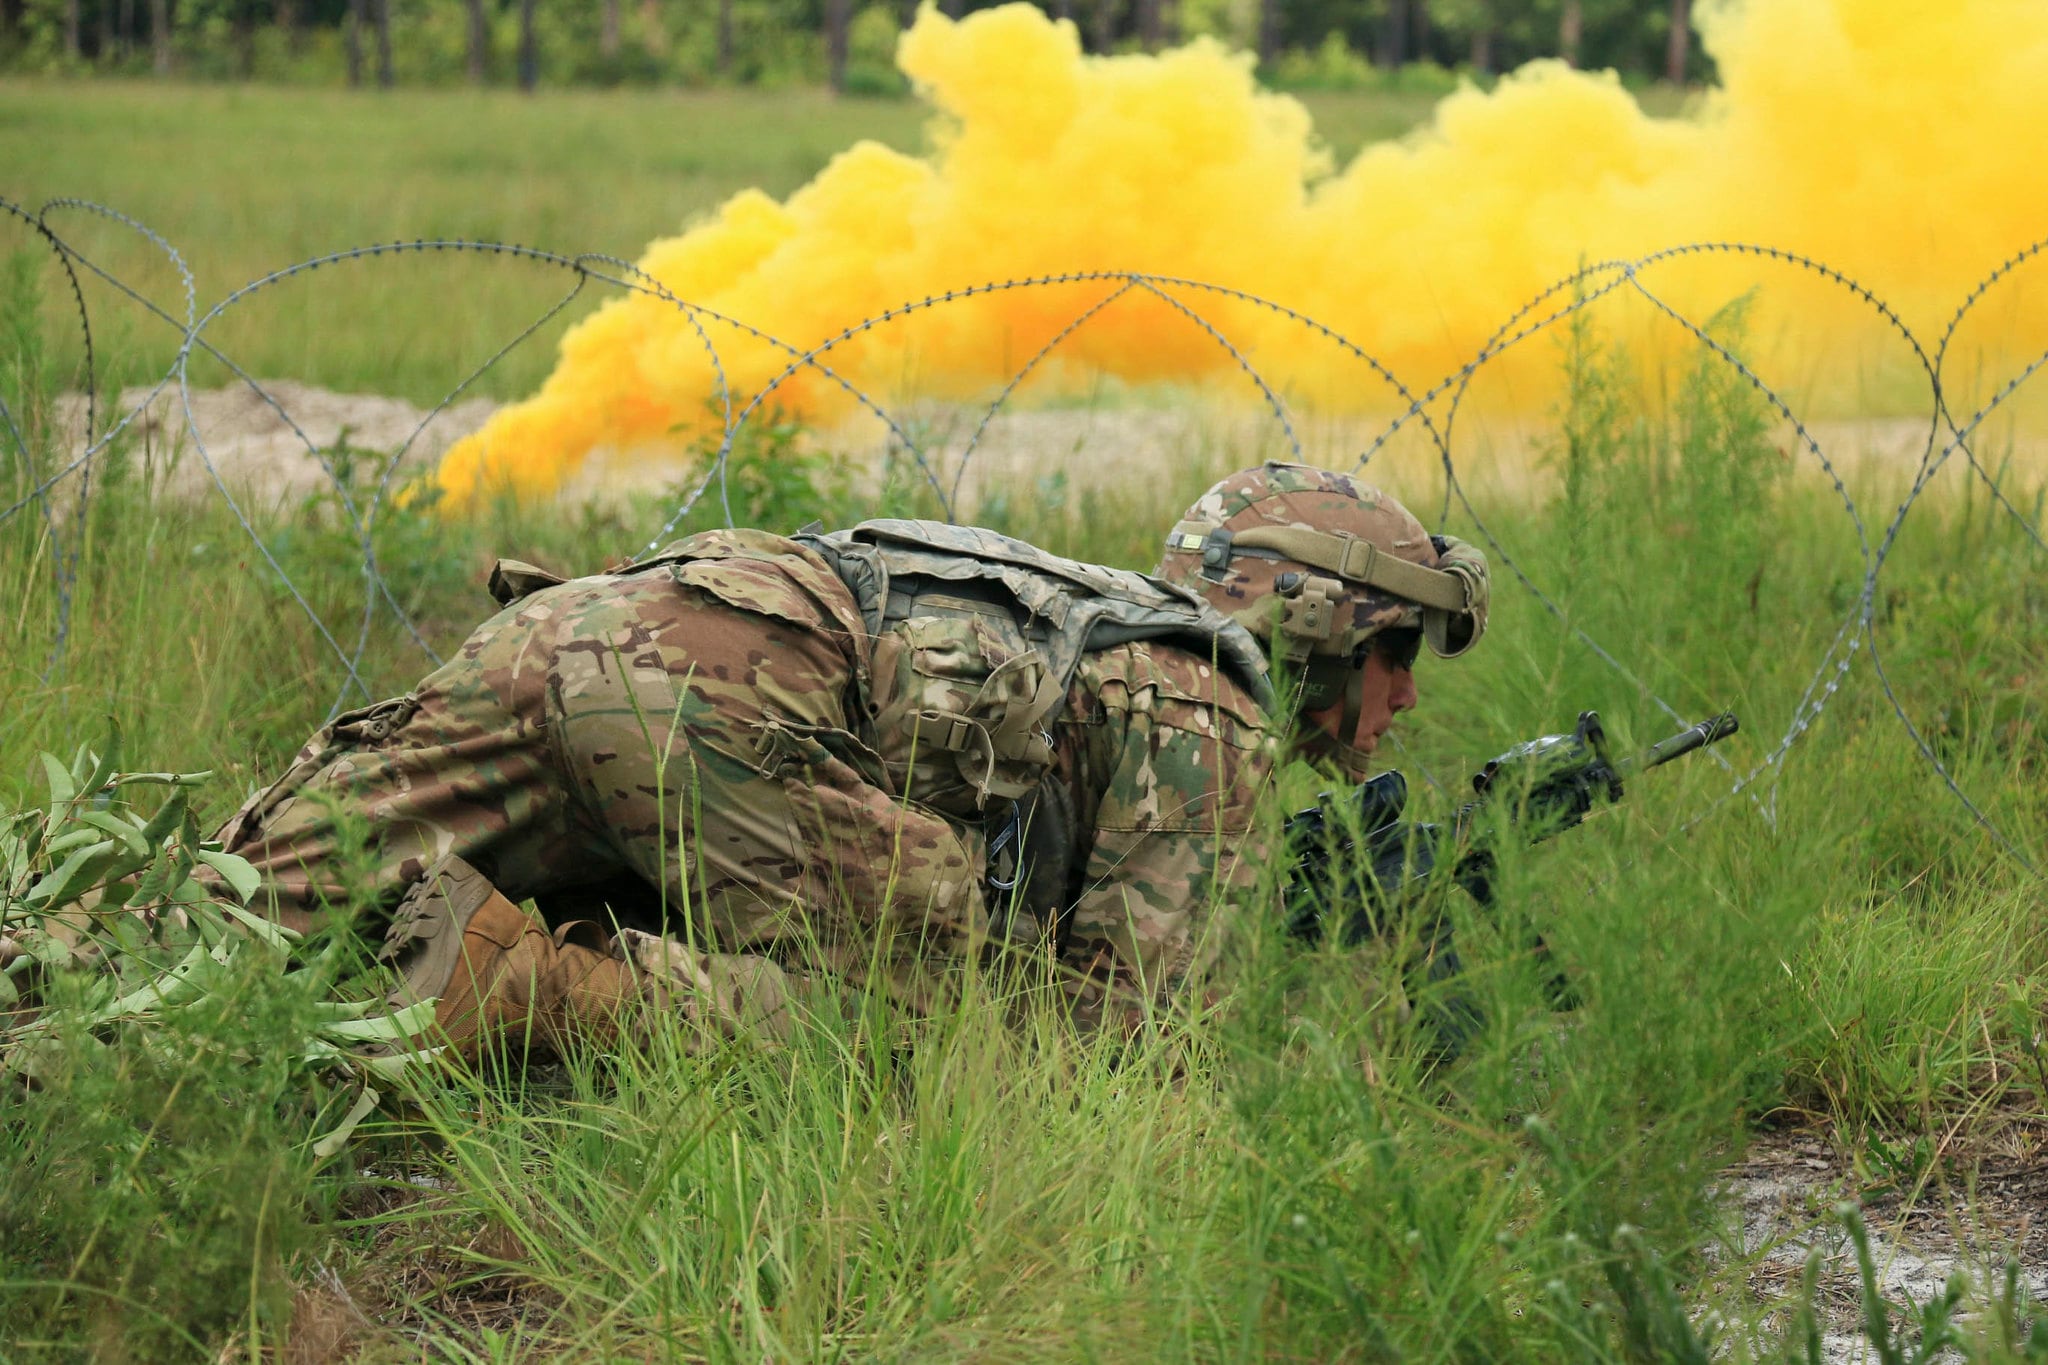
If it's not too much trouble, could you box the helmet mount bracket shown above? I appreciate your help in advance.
[1276,574,1342,663]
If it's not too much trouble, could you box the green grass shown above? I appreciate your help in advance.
[0,80,937,401]
[1292,80,1691,158]
[4,220,2048,1359]
[3,71,2044,1359]
[0,79,1533,406]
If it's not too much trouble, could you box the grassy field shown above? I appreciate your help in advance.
[0,81,932,401]
[0,78,1579,405]
[3,79,2046,1363]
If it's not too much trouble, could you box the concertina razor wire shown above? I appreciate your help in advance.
[2,195,2043,874]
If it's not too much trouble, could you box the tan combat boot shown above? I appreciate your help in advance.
[379,856,637,1060]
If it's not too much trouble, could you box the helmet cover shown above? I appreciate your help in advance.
[1155,462,1489,781]
[1155,462,1488,666]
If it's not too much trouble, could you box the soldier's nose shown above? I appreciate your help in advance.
[1390,669,1418,714]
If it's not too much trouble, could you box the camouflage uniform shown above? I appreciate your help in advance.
[216,462,1487,1053]
[217,527,1276,1032]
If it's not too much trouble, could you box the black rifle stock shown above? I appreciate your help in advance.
[1284,710,1740,946]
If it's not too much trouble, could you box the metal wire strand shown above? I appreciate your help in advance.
[1,199,2041,877]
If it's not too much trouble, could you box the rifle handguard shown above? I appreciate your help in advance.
[1282,708,1740,946]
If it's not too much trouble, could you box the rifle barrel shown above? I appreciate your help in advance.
[1634,712,1740,771]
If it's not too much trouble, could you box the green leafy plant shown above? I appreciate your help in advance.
[2,729,438,1128]
[0,733,450,1359]
[666,410,864,536]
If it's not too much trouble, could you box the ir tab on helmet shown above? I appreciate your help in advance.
[1200,526,1235,581]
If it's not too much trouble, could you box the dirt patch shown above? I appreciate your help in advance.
[52,381,1506,511]
[288,1169,564,1361]
[50,383,2048,520]
[1717,1124,2048,1361]
[53,379,500,509]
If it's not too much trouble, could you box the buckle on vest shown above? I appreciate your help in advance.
[910,708,984,755]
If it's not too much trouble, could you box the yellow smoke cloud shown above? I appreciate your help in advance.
[434,0,2048,506]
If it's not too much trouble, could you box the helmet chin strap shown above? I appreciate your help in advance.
[1295,662,1376,783]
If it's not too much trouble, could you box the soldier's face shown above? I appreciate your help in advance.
[1303,648,1418,761]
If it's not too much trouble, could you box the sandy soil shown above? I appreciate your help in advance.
[53,382,2045,517]
[52,379,501,509]
[1717,1125,2048,1361]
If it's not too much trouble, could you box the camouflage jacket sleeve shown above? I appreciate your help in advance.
[1056,641,1278,1028]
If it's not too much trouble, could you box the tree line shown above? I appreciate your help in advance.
[0,0,1703,93]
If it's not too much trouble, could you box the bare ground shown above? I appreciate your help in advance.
[1717,1122,2048,1361]
[52,382,2046,518]
[51,379,501,510]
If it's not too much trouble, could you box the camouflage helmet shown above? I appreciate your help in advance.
[1155,462,1490,678]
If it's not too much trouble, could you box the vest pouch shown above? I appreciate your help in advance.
[751,713,893,793]
[868,607,1062,816]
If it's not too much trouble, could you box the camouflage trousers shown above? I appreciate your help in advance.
[215,558,992,1032]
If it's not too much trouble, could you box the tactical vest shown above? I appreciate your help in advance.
[486,520,1274,819]
[795,518,1275,819]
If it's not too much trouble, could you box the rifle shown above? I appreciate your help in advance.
[1284,710,1739,947]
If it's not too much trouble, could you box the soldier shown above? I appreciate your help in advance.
[207,461,1488,1057]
